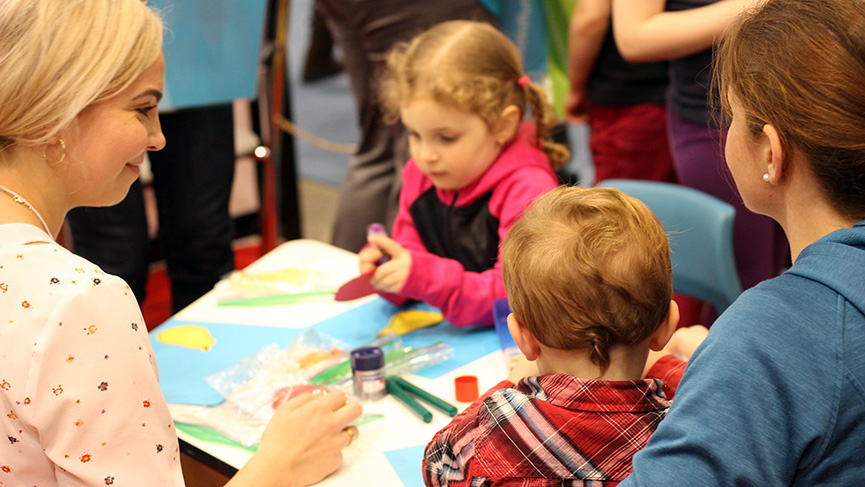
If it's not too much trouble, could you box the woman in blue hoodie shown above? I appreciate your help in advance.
[618,0,865,484]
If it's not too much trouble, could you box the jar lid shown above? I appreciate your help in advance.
[350,346,384,371]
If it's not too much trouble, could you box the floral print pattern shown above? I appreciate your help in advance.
[0,224,184,486]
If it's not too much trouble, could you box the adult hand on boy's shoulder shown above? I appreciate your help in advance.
[506,357,539,384]
[643,325,709,379]
[665,325,709,361]
[367,235,411,294]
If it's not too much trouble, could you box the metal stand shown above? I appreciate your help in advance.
[256,0,301,254]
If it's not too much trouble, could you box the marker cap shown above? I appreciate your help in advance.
[454,375,479,402]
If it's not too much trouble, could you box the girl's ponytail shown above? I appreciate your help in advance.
[523,81,570,171]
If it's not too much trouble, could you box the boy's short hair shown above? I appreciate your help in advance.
[502,186,672,372]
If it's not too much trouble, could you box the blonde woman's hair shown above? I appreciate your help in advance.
[0,0,163,152]
[380,20,569,170]
[502,186,672,373]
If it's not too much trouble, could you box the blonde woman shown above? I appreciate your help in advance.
[0,1,359,485]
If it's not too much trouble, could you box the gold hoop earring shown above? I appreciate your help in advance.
[42,138,66,165]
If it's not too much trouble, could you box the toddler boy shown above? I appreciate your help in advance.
[423,185,687,486]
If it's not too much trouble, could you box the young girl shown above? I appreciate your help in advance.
[358,20,569,327]
[0,1,359,485]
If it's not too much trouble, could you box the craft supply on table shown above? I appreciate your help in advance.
[493,297,524,367]
[214,258,336,306]
[309,341,454,387]
[334,223,392,301]
[377,309,444,336]
[333,271,377,301]
[454,375,479,402]
[386,378,432,423]
[351,346,388,402]
[388,376,457,417]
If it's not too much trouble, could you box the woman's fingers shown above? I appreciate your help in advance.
[343,425,359,447]
[280,391,319,411]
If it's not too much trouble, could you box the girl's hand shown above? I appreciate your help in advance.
[358,244,386,276]
[232,390,363,487]
[367,234,411,294]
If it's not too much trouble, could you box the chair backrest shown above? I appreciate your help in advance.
[601,179,743,313]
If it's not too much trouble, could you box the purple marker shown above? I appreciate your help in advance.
[367,223,391,265]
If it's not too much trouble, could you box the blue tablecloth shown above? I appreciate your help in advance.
[150,299,499,406]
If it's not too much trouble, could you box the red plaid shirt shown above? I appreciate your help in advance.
[423,356,684,487]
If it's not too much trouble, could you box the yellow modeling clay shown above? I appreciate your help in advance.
[378,310,444,336]
[156,324,216,352]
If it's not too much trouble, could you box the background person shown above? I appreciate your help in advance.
[315,0,494,253]
[611,0,789,313]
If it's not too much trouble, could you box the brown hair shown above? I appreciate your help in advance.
[502,186,672,373]
[379,20,569,170]
[715,0,865,220]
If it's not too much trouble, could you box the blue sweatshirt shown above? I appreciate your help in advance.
[622,220,865,486]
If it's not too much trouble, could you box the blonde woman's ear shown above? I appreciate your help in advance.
[493,105,522,145]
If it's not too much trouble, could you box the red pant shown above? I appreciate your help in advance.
[589,103,677,184]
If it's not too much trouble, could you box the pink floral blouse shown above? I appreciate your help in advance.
[0,224,184,486]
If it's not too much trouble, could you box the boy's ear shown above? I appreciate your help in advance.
[493,105,521,146]
[508,312,541,361]
[649,300,680,352]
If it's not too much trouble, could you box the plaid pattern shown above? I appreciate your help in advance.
[423,374,673,487]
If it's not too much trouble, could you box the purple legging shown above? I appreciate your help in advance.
[667,110,789,290]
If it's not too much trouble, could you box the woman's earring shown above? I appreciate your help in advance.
[762,173,770,183]
[42,138,66,165]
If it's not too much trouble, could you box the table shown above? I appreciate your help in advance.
[150,239,509,486]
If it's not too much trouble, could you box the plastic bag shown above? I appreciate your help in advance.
[192,330,350,447]
[183,329,454,447]
[213,257,336,306]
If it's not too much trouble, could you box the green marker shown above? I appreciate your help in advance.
[386,378,432,423]
[389,376,458,417]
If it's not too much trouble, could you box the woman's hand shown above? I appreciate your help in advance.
[230,390,363,487]
[506,357,540,384]
[365,234,411,294]
[664,324,709,361]
[643,324,710,376]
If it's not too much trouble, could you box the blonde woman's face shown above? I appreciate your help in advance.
[400,97,501,191]
[62,53,166,207]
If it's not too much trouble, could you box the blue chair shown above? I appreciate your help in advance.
[601,179,743,313]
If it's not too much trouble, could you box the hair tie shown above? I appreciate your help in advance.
[517,75,530,88]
